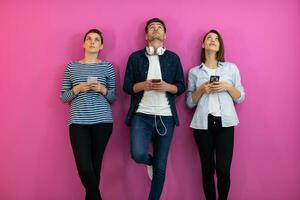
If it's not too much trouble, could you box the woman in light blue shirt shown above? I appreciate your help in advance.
[187,29,245,200]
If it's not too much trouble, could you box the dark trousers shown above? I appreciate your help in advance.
[69,123,112,200]
[130,113,175,200]
[193,114,234,200]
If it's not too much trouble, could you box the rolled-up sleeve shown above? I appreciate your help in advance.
[186,69,197,108]
[105,63,116,103]
[232,64,245,104]
[61,66,77,103]
[123,54,136,95]
[174,56,186,96]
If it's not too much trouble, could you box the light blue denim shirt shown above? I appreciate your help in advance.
[186,62,245,129]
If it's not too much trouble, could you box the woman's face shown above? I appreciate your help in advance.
[83,32,103,53]
[202,32,220,53]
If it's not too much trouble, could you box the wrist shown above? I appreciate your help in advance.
[199,85,205,94]
[169,84,177,93]
[134,82,144,93]
[101,87,107,95]
[133,83,139,93]
[73,86,79,95]
[225,83,232,91]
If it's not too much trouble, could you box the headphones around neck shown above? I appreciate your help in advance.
[146,46,166,56]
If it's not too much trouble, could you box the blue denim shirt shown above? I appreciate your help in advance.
[186,62,245,129]
[123,48,185,126]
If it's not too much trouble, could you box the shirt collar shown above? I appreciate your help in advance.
[199,62,224,69]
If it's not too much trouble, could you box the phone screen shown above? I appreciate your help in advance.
[151,79,161,83]
[209,76,220,83]
[87,76,98,83]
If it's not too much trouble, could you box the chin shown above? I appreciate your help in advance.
[152,38,164,43]
[87,50,99,54]
[207,47,219,52]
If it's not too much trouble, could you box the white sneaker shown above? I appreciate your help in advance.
[147,165,153,180]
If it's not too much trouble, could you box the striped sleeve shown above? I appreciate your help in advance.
[60,64,77,102]
[104,63,116,103]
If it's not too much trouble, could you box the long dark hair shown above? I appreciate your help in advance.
[200,29,225,63]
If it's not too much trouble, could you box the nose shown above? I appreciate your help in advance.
[210,39,216,44]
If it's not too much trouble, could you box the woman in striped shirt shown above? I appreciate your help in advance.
[61,29,116,200]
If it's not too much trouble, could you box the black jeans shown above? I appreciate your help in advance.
[69,123,112,200]
[193,114,234,200]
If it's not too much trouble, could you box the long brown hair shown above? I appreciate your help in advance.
[200,29,225,63]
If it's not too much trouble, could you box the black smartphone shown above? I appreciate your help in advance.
[151,79,161,83]
[209,75,220,83]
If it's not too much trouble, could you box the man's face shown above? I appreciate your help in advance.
[145,22,166,43]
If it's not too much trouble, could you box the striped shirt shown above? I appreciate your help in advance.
[61,61,116,125]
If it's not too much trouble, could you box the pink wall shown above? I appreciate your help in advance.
[0,0,299,199]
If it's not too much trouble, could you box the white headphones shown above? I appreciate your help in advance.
[146,46,166,56]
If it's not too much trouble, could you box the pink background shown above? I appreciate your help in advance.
[0,0,299,199]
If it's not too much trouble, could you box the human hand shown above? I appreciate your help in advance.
[73,82,93,95]
[199,81,212,93]
[151,80,174,92]
[209,81,230,93]
[90,82,107,95]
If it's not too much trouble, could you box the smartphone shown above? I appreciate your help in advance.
[209,75,220,83]
[87,76,98,83]
[151,79,161,83]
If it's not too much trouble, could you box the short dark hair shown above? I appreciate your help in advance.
[145,18,166,33]
[200,29,225,63]
[83,29,103,44]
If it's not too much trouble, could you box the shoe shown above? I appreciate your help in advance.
[147,165,153,180]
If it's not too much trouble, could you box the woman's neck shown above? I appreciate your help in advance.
[204,52,218,69]
[80,53,100,64]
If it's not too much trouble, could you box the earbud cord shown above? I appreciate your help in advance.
[154,115,167,136]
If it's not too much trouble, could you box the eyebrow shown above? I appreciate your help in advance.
[87,35,100,38]
[86,36,100,40]
[149,23,163,27]
[207,34,218,38]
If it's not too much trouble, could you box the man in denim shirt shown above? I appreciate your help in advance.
[123,18,185,200]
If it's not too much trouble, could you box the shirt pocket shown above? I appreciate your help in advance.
[135,61,148,81]
[161,63,175,83]
[220,74,234,85]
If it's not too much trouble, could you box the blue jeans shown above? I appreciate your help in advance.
[130,113,175,200]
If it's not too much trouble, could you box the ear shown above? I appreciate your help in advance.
[145,34,148,41]
[99,44,104,50]
[202,43,205,48]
